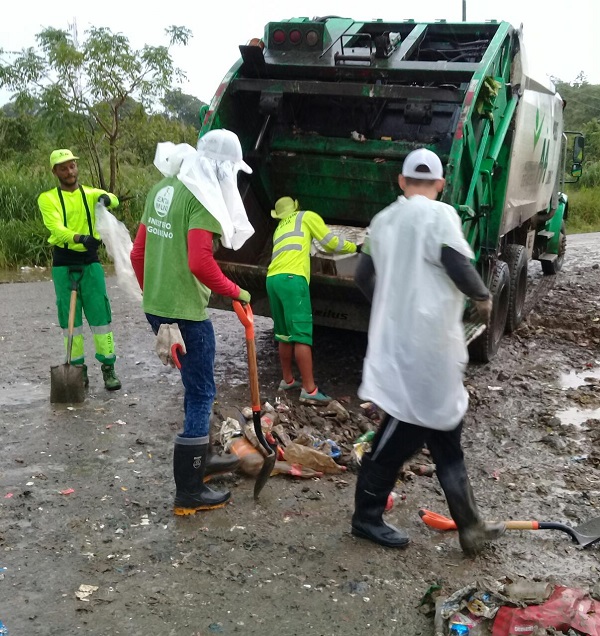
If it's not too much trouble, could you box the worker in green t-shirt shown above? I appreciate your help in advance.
[266,196,359,405]
[38,149,121,391]
[130,130,251,516]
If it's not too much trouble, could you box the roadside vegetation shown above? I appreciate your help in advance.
[0,27,598,267]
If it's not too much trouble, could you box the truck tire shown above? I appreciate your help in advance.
[503,244,528,333]
[541,222,567,275]
[468,261,510,363]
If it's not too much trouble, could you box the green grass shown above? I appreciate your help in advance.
[0,162,156,268]
[565,187,600,234]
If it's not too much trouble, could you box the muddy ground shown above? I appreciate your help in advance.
[1,233,599,636]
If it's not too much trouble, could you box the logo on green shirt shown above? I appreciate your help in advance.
[155,186,174,218]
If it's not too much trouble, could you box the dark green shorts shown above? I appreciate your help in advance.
[266,274,313,345]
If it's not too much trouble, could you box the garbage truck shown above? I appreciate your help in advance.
[200,17,584,361]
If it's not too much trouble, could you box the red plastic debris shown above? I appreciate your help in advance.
[60,488,75,495]
[493,586,600,636]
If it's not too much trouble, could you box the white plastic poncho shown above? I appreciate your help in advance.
[358,195,474,431]
[153,131,255,251]
[95,203,142,303]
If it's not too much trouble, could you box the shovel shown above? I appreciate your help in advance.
[418,508,600,548]
[233,300,277,500]
[50,270,85,404]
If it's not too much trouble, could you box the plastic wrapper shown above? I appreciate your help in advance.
[95,204,141,302]
[283,442,346,474]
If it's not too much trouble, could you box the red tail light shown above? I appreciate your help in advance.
[289,29,302,44]
[273,29,286,44]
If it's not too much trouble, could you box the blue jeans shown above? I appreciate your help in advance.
[146,314,216,438]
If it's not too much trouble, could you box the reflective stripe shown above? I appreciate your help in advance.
[319,232,335,246]
[90,324,113,335]
[271,244,302,260]
[334,234,347,253]
[272,212,305,248]
[62,326,84,337]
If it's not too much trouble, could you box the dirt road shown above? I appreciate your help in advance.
[1,235,599,635]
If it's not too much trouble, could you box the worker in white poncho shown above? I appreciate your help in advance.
[351,148,506,556]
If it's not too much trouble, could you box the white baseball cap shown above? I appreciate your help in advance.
[402,148,444,180]
[196,129,252,174]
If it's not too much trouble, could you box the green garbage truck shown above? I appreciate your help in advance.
[200,17,584,361]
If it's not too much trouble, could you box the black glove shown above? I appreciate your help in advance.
[98,194,111,207]
[356,243,363,253]
[79,235,101,250]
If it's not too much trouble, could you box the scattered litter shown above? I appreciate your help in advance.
[3,494,13,499]
[220,417,243,450]
[351,130,366,142]
[434,579,600,636]
[241,406,253,420]
[487,386,503,392]
[60,488,75,495]
[75,584,99,602]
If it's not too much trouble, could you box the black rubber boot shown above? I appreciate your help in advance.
[173,436,231,516]
[437,462,505,556]
[351,454,410,548]
[204,445,240,481]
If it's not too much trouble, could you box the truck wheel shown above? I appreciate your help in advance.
[503,244,528,333]
[468,261,510,363]
[541,222,567,275]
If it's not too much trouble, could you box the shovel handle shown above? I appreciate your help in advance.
[233,301,260,409]
[233,301,254,338]
[171,343,184,369]
[65,288,78,365]
[419,509,540,532]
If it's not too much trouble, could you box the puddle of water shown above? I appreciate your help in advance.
[560,367,600,389]
[556,406,600,427]
[0,383,47,406]
[0,267,52,284]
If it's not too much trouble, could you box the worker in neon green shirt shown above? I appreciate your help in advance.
[266,196,359,404]
[38,149,121,391]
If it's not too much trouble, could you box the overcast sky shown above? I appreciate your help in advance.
[3,0,599,107]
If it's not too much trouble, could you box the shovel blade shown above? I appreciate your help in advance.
[253,451,276,500]
[50,364,85,404]
[572,517,600,547]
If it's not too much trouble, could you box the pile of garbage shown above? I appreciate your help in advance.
[423,577,600,635]
[211,398,436,482]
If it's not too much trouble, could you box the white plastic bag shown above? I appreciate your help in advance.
[95,203,142,303]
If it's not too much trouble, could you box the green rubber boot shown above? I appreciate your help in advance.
[74,364,89,388]
[101,364,121,391]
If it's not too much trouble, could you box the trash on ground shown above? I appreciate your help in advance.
[75,584,99,602]
[434,579,600,635]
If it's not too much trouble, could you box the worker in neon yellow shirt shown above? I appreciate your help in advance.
[38,149,121,391]
[266,196,359,404]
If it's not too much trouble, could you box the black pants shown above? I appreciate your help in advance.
[369,414,465,479]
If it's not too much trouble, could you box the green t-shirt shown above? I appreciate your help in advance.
[141,177,222,321]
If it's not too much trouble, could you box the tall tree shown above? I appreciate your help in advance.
[162,89,206,129]
[0,25,192,192]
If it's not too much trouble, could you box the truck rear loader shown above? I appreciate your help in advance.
[200,17,584,361]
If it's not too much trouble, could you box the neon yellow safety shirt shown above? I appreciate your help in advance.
[37,186,119,251]
[266,210,357,283]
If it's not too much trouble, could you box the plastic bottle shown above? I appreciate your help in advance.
[354,430,375,444]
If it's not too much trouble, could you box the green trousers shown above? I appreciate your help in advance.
[52,264,116,365]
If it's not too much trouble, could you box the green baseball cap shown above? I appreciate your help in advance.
[50,149,79,168]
